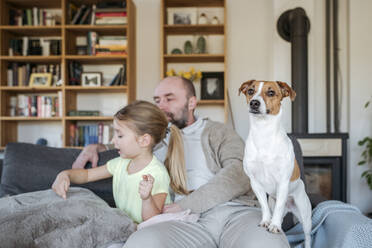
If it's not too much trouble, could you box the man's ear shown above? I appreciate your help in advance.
[276,81,296,101]
[188,95,197,111]
[239,80,255,95]
[138,133,152,147]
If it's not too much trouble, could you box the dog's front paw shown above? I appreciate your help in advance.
[259,220,270,228]
[267,223,282,234]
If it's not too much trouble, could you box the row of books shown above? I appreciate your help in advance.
[110,65,127,86]
[96,36,127,55]
[70,1,127,25]
[9,93,62,118]
[9,37,61,56]
[67,110,100,116]
[7,63,61,87]
[68,61,83,86]
[9,8,61,26]
[85,32,127,56]
[69,122,113,146]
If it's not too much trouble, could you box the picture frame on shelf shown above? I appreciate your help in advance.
[200,72,224,100]
[167,8,197,25]
[29,73,52,87]
[81,72,102,87]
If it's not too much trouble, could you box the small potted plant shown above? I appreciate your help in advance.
[358,98,372,190]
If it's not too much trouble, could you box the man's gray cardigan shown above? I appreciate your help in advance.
[177,120,257,213]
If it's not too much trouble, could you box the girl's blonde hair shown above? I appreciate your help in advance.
[114,100,188,195]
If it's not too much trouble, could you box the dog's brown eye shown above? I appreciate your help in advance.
[248,89,254,95]
[267,90,275,97]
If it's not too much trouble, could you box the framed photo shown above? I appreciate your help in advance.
[29,73,52,87]
[201,72,224,100]
[81,72,102,87]
[167,8,197,25]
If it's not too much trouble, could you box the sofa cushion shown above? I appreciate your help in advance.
[0,142,119,207]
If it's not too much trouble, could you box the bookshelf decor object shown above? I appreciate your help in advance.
[0,0,136,149]
[29,73,52,87]
[161,0,228,122]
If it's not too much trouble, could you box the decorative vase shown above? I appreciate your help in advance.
[198,13,208,24]
[195,36,206,54]
[184,40,193,54]
[211,16,220,25]
[171,48,182,54]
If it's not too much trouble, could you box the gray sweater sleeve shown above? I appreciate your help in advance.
[177,122,252,213]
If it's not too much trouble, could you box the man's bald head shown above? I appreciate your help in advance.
[160,76,196,99]
[154,76,197,128]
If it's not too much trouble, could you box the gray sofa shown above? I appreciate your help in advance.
[1,141,369,248]
[0,143,138,247]
[0,142,117,207]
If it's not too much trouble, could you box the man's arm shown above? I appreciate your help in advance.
[72,144,110,169]
[176,123,252,213]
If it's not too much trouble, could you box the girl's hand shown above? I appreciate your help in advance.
[163,203,183,213]
[139,174,154,200]
[52,171,71,199]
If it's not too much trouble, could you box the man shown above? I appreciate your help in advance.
[72,76,290,248]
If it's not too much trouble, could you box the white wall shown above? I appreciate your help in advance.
[348,0,372,214]
[133,0,372,213]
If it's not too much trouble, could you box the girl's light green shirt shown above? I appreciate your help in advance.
[107,155,171,223]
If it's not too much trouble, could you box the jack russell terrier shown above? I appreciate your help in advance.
[239,80,312,248]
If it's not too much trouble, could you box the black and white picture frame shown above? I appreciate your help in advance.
[167,8,197,25]
[200,72,224,100]
[81,72,102,87]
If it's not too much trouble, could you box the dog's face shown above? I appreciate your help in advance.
[239,80,296,115]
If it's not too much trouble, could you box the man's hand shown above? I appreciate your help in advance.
[52,171,70,199]
[163,203,183,213]
[72,144,105,169]
[139,174,154,200]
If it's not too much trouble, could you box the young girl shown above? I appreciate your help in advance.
[52,100,188,224]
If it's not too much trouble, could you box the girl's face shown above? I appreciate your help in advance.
[112,119,142,159]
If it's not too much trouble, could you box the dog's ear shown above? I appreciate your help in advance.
[277,81,296,101]
[239,80,255,95]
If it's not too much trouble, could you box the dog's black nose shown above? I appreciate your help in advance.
[250,100,260,109]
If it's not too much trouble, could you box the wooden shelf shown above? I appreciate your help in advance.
[65,86,127,93]
[0,86,62,92]
[0,56,62,62]
[65,55,127,64]
[0,26,62,36]
[0,0,137,147]
[164,54,224,63]
[0,117,62,121]
[164,24,224,35]
[64,116,114,121]
[65,25,127,35]
[164,0,224,7]
[3,0,61,9]
[64,146,83,149]
[198,100,225,105]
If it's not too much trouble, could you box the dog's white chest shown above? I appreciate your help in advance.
[243,135,293,195]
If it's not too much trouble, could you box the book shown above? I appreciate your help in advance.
[95,12,126,17]
[95,17,127,25]
[67,110,100,116]
[79,7,92,24]
[71,4,86,24]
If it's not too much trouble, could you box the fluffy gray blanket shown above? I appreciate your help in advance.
[0,187,136,248]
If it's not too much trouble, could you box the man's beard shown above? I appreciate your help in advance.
[166,103,189,129]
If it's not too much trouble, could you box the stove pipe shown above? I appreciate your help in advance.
[277,8,310,133]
